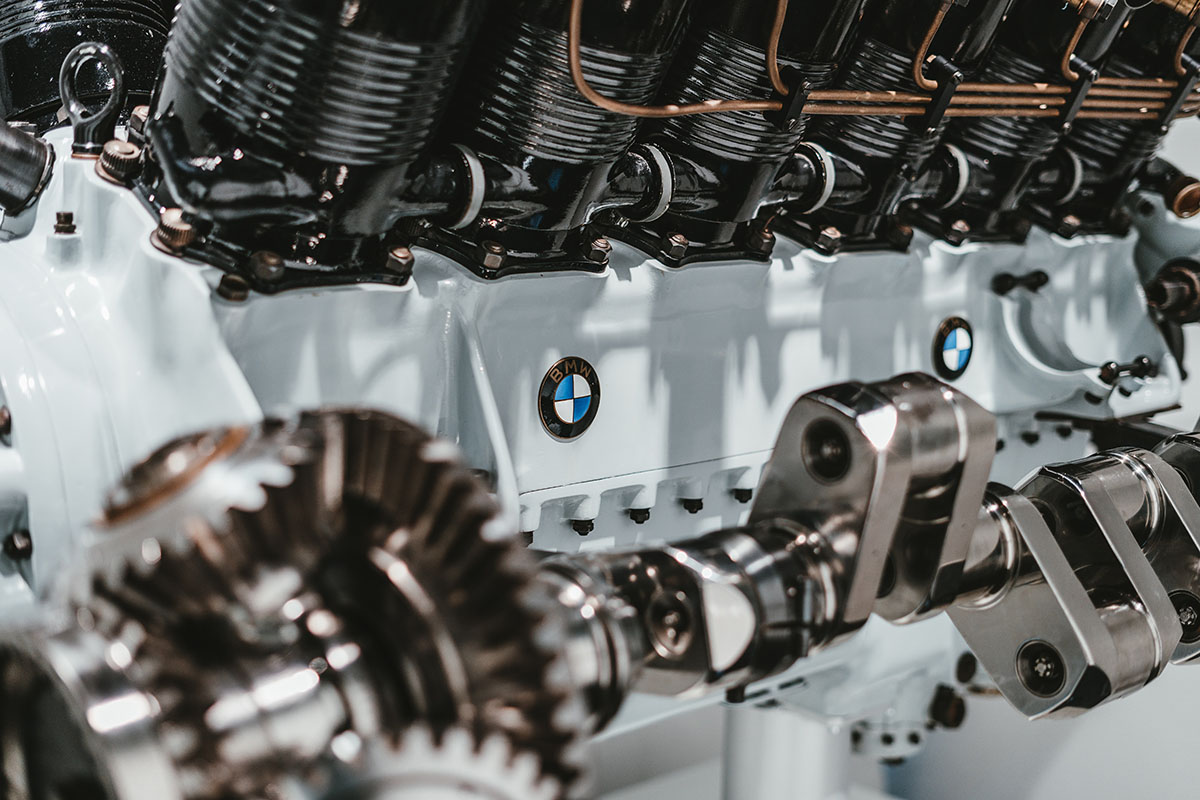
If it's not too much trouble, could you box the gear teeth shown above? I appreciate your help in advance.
[42,409,583,800]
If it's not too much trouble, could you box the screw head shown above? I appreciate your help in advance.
[628,508,651,525]
[154,208,197,252]
[662,232,689,261]
[54,212,76,235]
[216,273,251,302]
[584,237,612,265]
[680,497,704,514]
[1172,591,1200,643]
[386,246,415,276]
[2,530,32,561]
[1016,639,1066,697]
[570,519,594,536]
[249,251,285,283]
[803,419,852,482]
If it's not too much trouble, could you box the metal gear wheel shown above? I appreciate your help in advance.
[330,725,562,800]
[8,410,578,800]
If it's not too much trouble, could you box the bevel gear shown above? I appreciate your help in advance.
[10,410,577,800]
[325,725,562,800]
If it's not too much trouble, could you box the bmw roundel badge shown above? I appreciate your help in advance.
[539,357,601,440]
[934,317,973,380]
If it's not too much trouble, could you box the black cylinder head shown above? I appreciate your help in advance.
[149,0,484,264]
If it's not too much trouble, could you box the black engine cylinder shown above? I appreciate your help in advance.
[644,0,867,251]
[440,0,689,262]
[149,0,483,267]
[0,0,170,129]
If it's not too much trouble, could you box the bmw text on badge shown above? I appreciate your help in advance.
[934,317,973,380]
[539,357,601,440]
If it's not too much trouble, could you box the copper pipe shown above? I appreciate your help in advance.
[1176,24,1197,77]
[1095,76,1179,88]
[913,0,954,91]
[952,95,1064,107]
[1080,98,1166,110]
[808,89,931,103]
[567,0,783,118]
[944,107,1062,118]
[801,104,928,115]
[1075,109,1159,119]
[959,82,1070,94]
[1061,17,1090,82]
[1088,87,1173,99]
[766,0,791,96]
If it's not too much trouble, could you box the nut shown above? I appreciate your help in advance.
[154,208,197,252]
[584,237,612,264]
[662,232,689,260]
[480,240,506,271]
[386,246,415,276]
[216,273,251,302]
[97,140,143,183]
[815,226,843,253]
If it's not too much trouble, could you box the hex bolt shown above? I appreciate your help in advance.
[0,406,11,437]
[732,488,753,504]
[571,519,594,536]
[815,225,843,254]
[216,274,251,302]
[97,139,143,183]
[154,208,197,252]
[1098,355,1156,386]
[250,251,286,283]
[129,105,150,137]
[1171,591,1200,644]
[1057,214,1082,237]
[480,240,507,272]
[628,508,651,525]
[680,498,704,514]
[386,246,415,277]
[747,226,776,256]
[945,219,972,246]
[54,212,76,235]
[584,237,612,265]
[1016,639,1066,697]
[992,270,1050,296]
[2,530,32,561]
[662,232,689,261]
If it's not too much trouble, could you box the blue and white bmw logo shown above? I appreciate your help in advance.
[539,357,601,439]
[934,317,973,380]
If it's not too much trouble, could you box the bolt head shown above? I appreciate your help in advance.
[129,105,150,136]
[1016,639,1066,697]
[54,212,76,235]
[480,240,507,271]
[386,246,415,276]
[216,273,251,302]
[815,226,842,253]
[250,251,285,283]
[2,530,32,561]
[662,232,689,261]
[584,237,612,264]
[97,139,143,183]
[747,227,776,256]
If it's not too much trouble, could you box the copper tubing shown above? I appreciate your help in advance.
[1061,17,1090,82]
[1176,24,1197,76]
[959,82,1070,94]
[567,0,783,117]
[1095,76,1179,88]
[1080,98,1166,110]
[767,0,791,96]
[808,89,931,103]
[913,0,955,91]
[952,95,1065,106]
[800,104,929,115]
[1088,87,1173,99]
